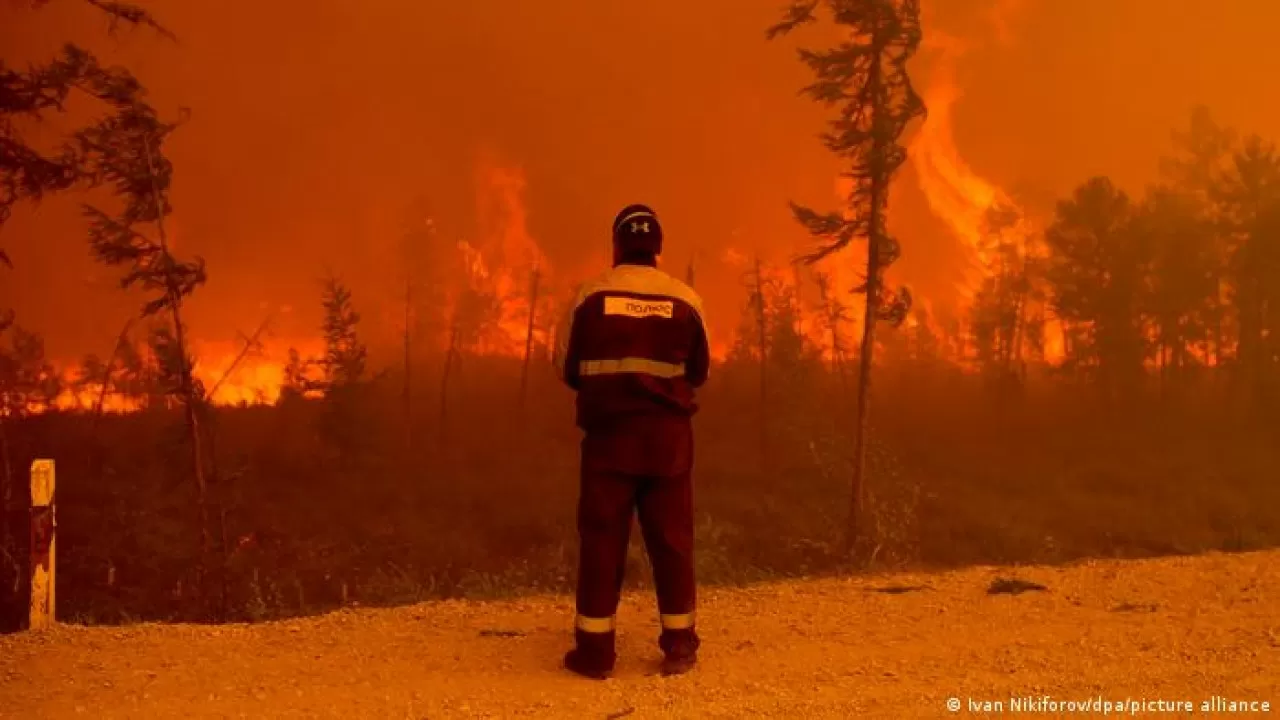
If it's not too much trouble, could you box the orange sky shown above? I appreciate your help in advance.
[3,0,1280,366]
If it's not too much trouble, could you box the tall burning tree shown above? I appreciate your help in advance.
[769,0,926,553]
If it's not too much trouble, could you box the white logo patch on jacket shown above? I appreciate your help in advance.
[604,296,674,319]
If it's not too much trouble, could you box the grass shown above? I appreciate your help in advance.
[1,356,1277,630]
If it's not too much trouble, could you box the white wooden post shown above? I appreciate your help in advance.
[29,459,55,630]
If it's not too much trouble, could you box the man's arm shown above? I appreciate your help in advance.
[686,316,710,388]
[554,289,585,390]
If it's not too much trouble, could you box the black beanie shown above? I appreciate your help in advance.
[612,204,663,257]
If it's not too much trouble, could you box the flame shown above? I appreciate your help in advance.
[38,155,561,414]
[191,337,327,405]
[454,155,554,357]
[905,6,1067,367]
[717,245,845,366]
[708,4,1059,372]
[50,389,138,413]
[909,33,1014,298]
[412,154,557,360]
[47,336,327,411]
[721,248,748,269]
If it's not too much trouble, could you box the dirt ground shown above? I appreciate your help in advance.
[2,550,1278,719]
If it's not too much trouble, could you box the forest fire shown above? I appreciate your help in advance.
[35,158,560,412]
[5,5,1280,711]
[30,78,1051,416]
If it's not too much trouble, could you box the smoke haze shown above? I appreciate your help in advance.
[3,0,1279,364]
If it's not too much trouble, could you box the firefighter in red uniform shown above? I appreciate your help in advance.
[554,204,710,679]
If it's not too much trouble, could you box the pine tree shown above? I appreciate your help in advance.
[519,261,542,408]
[397,199,445,449]
[969,204,1041,394]
[1,2,173,262]
[1159,106,1236,371]
[0,327,61,416]
[319,275,367,389]
[769,0,925,551]
[279,347,318,403]
[1134,188,1217,397]
[1216,136,1280,409]
[73,71,218,607]
[812,269,851,393]
[1042,177,1147,401]
[316,275,372,464]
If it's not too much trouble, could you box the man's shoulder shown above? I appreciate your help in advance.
[648,269,704,319]
[577,266,703,315]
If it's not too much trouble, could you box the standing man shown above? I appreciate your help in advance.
[554,204,710,679]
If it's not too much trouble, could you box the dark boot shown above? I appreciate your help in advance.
[564,629,616,680]
[658,627,699,677]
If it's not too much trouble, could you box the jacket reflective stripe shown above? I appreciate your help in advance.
[660,612,696,630]
[579,358,685,379]
[575,614,615,633]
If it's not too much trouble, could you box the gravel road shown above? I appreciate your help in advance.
[3,550,1278,718]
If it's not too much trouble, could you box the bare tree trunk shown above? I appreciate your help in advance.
[0,417,13,603]
[1010,294,1027,384]
[1212,280,1224,368]
[169,298,212,604]
[791,262,804,338]
[1158,334,1169,400]
[849,238,880,552]
[218,504,231,620]
[1011,245,1031,384]
[1061,332,1073,377]
[439,322,459,447]
[1240,282,1264,410]
[93,320,134,418]
[519,263,541,408]
[815,272,849,399]
[205,317,269,621]
[144,139,212,607]
[753,255,769,466]
[205,316,272,401]
[834,340,849,397]
[846,45,887,556]
[403,277,413,452]
[203,410,228,621]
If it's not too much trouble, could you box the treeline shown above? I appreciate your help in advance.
[0,107,1275,630]
[718,106,1280,419]
[968,106,1279,410]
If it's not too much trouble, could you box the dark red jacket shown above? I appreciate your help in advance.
[555,263,710,434]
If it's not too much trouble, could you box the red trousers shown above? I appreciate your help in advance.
[574,415,698,654]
